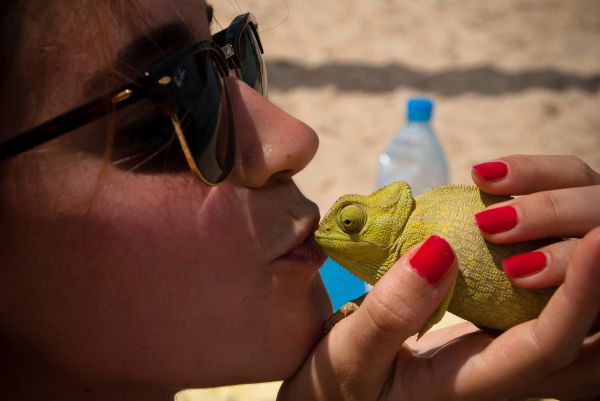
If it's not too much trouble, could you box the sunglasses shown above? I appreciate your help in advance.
[0,13,266,185]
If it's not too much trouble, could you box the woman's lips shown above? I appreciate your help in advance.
[281,233,327,266]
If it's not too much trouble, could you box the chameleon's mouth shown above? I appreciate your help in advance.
[314,230,357,256]
[313,230,344,249]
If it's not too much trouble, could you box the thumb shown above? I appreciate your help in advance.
[279,235,457,400]
[339,235,457,394]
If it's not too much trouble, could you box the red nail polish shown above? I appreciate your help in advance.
[502,251,547,278]
[475,206,518,234]
[410,235,455,285]
[472,161,508,181]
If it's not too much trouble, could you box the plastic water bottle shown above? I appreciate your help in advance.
[377,97,449,194]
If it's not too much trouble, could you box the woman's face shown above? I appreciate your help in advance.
[0,0,331,389]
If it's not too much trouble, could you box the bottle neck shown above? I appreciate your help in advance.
[406,120,431,126]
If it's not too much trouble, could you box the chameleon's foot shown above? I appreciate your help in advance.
[324,302,360,334]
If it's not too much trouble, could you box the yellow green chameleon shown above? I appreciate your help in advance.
[315,181,557,337]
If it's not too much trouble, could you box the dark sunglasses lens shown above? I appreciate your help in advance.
[239,26,266,95]
[172,51,234,183]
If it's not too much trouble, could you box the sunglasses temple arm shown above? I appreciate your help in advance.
[169,114,214,185]
[0,88,142,161]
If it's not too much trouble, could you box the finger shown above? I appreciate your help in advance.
[516,332,600,400]
[474,185,600,242]
[502,239,579,289]
[471,154,600,195]
[333,235,458,397]
[453,226,600,399]
[278,235,458,400]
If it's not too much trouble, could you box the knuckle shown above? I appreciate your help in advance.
[545,238,578,271]
[528,327,578,372]
[567,155,597,181]
[565,154,583,169]
[535,191,564,222]
[364,286,423,336]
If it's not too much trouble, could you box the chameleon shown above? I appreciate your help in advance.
[315,181,558,337]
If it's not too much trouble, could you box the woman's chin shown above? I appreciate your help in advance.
[277,274,333,380]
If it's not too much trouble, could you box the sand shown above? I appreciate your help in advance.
[180,0,600,399]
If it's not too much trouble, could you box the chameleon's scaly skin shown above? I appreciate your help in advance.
[315,181,556,331]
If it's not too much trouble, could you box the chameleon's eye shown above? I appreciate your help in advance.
[337,204,366,234]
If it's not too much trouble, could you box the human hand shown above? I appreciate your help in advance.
[470,154,600,399]
[278,226,600,400]
[471,154,600,289]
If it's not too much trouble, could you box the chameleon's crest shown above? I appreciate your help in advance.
[315,181,415,284]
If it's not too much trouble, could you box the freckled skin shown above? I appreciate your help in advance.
[315,181,556,335]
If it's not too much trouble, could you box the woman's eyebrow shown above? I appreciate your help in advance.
[85,22,194,94]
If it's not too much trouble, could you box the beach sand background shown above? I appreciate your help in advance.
[179,0,600,399]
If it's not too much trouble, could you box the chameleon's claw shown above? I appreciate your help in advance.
[324,294,368,334]
[324,301,360,334]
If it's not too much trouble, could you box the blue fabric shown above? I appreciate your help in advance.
[320,257,368,310]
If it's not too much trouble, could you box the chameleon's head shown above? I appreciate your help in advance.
[315,181,415,284]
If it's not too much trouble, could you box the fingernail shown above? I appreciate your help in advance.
[502,251,547,278]
[410,235,455,285]
[472,161,508,181]
[475,205,518,234]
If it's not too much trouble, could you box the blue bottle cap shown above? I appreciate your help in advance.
[407,97,433,122]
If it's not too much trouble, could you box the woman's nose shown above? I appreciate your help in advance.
[227,77,319,189]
